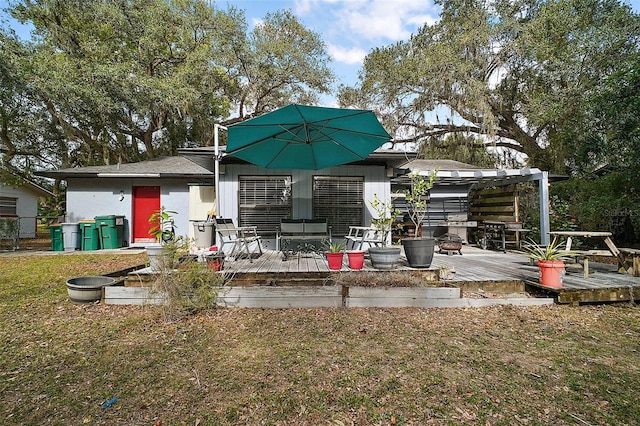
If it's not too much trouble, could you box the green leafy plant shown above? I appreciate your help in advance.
[324,240,345,253]
[0,217,20,249]
[523,237,574,261]
[403,169,438,237]
[369,194,400,247]
[148,206,178,243]
[151,236,224,320]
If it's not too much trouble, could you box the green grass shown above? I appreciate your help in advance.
[1,253,640,425]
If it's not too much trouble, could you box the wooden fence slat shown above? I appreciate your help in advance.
[217,285,343,308]
[104,286,165,305]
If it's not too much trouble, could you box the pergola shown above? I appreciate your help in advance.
[390,158,552,245]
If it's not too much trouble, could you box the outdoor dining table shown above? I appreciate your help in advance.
[549,230,624,278]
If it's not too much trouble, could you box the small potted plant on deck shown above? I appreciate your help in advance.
[523,236,572,288]
[401,169,438,268]
[324,241,345,271]
[368,194,401,270]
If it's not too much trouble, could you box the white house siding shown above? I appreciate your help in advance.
[220,164,389,221]
[0,183,40,238]
[219,164,389,249]
[66,178,192,246]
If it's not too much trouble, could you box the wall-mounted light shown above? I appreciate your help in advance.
[119,190,125,202]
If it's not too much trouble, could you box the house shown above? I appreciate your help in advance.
[37,149,552,249]
[0,172,53,241]
[37,156,215,247]
[38,149,407,249]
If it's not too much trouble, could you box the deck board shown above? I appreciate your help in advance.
[119,246,639,304]
[218,246,640,304]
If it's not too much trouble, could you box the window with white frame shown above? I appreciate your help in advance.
[312,176,364,236]
[238,176,292,234]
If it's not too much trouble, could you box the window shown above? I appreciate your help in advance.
[239,176,292,234]
[313,176,364,236]
[0,197,17,216]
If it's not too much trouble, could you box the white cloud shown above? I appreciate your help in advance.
[294,0,438,42]
[330,0,438,42]
[327,43,367,65]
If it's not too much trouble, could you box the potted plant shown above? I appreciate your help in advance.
[148,206,177,243]
[368,194,402,269]
[147,206,177,270]
[204,246,225,271]
[401,169,438,268]
[324,241,345,270]
[523,237,572,288]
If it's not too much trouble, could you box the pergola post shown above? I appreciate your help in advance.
[214,124,227,219]
[538,171,550,245]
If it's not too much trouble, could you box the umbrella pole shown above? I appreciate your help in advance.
[214,124,227,219]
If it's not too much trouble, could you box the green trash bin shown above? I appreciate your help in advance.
[95,215,125,249]
[49,224,64,252]
[80,220,100,251]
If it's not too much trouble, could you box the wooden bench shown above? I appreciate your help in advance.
[562,250,612,279]
[277,219,332,260]
[619,248,640,277]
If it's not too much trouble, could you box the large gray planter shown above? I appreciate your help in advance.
[369,247,401,270]
[402,237,436,268]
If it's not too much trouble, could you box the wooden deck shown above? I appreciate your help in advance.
[213,245,640,304]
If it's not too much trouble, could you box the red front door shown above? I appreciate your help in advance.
[132,186,160,243]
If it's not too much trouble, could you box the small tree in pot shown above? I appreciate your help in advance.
[402,169,438,268]
[368,194,401,269]
[147,206,178,270]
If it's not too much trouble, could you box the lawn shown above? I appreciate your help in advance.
[1,253,639,425]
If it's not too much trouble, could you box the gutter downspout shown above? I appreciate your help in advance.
[214,124,227,219]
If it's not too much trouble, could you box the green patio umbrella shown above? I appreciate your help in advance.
[225,104,391,170]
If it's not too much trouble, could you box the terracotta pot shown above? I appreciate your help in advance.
[538,260,565,288]
[326,252,344,270]
[347,250,365,270]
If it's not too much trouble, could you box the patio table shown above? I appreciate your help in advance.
[549,230,624,278]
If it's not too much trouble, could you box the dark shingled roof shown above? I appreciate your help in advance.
[36,156,214,179]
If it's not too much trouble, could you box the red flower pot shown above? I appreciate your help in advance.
[347,250,365,270]
[326,252,344,270]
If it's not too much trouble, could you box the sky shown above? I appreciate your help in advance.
[1,0,640,107]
